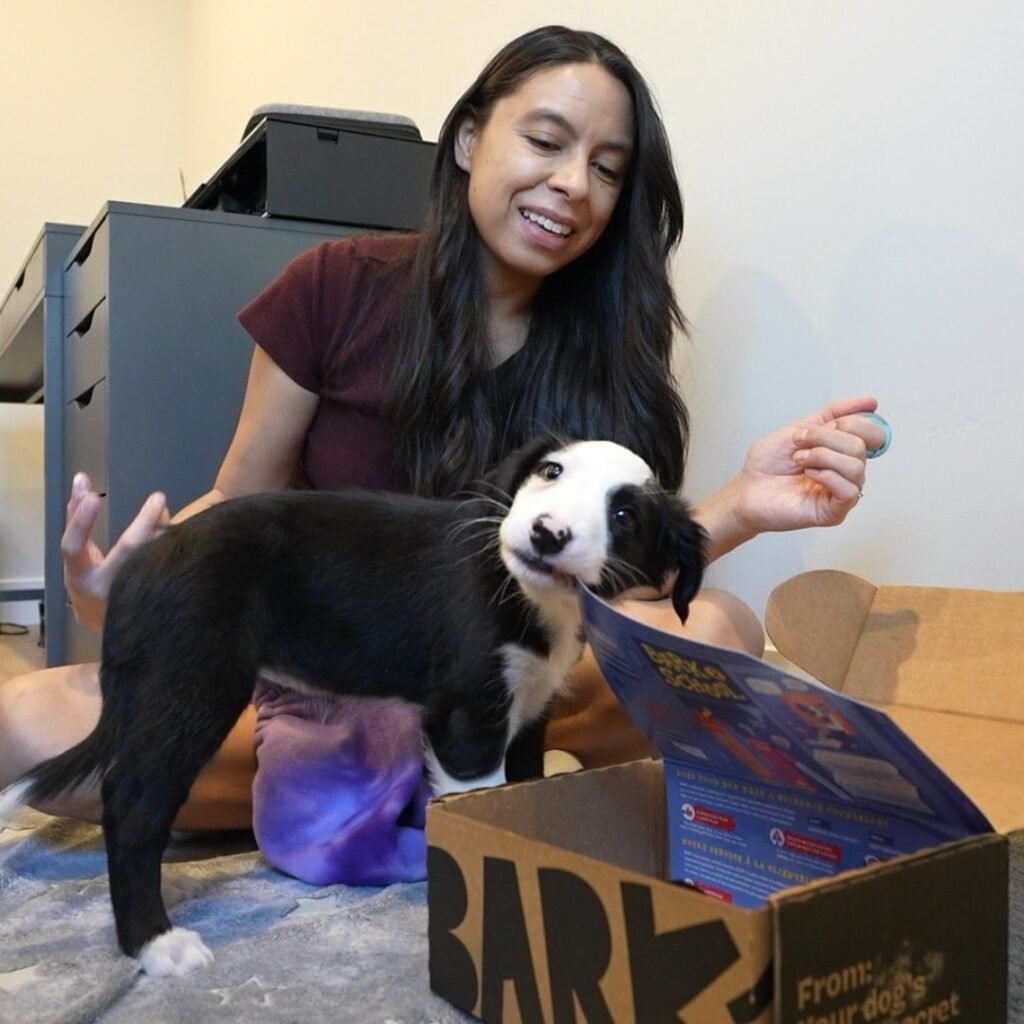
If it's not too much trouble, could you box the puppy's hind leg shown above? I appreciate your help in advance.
[101,664,254,976]
[102,763,213,976]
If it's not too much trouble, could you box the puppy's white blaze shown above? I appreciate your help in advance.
[138,927,214,976]
[499,440,655,587]
[423,744,507,796]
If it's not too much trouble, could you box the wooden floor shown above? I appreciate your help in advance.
[0,623,46,683]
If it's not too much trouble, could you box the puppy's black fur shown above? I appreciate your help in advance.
[7,435,706,970]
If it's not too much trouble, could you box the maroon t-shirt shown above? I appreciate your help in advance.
[237,233,419,492]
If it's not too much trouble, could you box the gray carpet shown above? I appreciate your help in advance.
[2,809,1020,1023]
[0,809,472,1024]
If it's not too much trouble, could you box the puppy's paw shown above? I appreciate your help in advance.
[423,747,507,796]
[138,927,214,977]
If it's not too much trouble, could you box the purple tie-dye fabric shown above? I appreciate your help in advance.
[251,685,431,885]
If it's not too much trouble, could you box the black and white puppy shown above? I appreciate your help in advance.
[0,435,705,976]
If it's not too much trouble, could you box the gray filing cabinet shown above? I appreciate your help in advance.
[59,202,353,665]
[0,223,85,648]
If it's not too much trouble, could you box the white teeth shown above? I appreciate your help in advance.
[521,210,571,236]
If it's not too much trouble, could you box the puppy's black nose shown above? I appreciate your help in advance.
[531,517,572,555]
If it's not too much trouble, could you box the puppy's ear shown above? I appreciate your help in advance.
[669,504,708,625]
[485,433,565,498]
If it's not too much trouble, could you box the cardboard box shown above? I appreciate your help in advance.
[426,571,1020,1023]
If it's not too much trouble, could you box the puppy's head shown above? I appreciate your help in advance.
[493,438,707,622]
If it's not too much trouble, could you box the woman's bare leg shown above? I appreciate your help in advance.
[0,663,256,830]
[546,587,765,768]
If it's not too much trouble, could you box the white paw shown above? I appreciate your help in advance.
[424,746,507,796]
[138,927,214,977]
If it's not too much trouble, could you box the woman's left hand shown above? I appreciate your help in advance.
[735,396,885,533]
[695,396,886,562]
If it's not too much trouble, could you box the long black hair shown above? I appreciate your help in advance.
[388,25,689,496]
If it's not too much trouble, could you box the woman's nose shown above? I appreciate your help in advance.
[548,152,589,200]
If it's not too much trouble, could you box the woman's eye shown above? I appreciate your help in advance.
[527,136,559,152]
[593,162,621,183]
[538,461,563,480]
[614,507,637,532]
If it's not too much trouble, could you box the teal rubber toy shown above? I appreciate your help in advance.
[862,412,892,459]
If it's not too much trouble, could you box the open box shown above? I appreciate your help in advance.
[426,571,1021,1023]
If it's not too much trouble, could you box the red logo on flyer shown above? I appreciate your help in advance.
[770,827,841,863]
[682,803,736,832]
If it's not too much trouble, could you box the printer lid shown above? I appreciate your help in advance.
[242,104,423,143]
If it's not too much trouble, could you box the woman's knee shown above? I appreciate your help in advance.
[0,664,101,773]
[685,587,766,656]
[620,588,765,656]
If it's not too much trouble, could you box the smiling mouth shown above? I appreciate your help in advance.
[520,209,573,237]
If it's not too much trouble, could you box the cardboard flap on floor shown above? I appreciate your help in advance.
[765,569,1024,721]
[766,570,1024,833]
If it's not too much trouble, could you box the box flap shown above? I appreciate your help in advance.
[766,570,1024,722]
[772,834,1007,1024]
[764,570,876,689]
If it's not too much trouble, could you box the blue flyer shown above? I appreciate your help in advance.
[578,586,993,909]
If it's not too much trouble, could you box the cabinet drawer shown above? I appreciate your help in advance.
[64,299,108,403]
[0,234,44,348]
[90,494,110,553]
[64,219,109,331]
[65,377,108,494]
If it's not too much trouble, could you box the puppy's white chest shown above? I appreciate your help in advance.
[500,617,583,736]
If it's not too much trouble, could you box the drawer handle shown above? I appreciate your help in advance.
[72,308,96,338]
[14,269,25,291]
[74,384,98,409]
[71,233,95,267]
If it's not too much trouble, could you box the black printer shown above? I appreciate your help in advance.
[185,105,436,231]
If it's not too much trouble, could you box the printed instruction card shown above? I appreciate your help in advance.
[579,586,993,908]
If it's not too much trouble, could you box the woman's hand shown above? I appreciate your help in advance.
[695,397,886,562]
[61,473,170,632]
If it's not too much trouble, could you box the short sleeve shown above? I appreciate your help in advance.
[237,239,357,393]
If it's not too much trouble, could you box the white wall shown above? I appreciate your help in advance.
[0,405,44,624]
[1,1,1021,625]
[0,1,187,286]
[664,3,1024,614]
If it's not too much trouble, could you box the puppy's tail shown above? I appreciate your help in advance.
[0,722,115,826]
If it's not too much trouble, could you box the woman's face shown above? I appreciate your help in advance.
[456,61,634,302]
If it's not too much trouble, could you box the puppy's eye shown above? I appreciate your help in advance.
[613,507,637,532]
[538,461,563,481]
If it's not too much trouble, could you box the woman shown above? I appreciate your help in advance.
[0,27,881,875]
